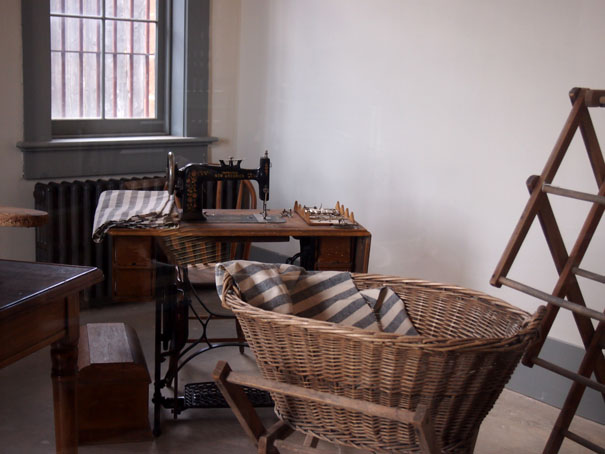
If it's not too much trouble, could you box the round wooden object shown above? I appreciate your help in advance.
[0,206,48,227]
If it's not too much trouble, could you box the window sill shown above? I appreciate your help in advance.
[18,135,217,152]
[18,136,218,180]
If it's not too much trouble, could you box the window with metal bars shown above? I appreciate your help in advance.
[19,0,213,179]
[50,0,167,137]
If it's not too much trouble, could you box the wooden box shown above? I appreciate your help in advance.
[77,323,152,444]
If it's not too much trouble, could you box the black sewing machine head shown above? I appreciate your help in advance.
[166,151,270,221]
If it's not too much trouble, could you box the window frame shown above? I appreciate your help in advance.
[19,0,216,180]
[50,1,169,138]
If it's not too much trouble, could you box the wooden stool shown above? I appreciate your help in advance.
[77,323,152,444]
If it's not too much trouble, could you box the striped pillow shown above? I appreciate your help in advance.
[288,270,380,330]
[216,261,300,314]
[216,261,380,331]
[360,287,418,335]
[216,261,418,335]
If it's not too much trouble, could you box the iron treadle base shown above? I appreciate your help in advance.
[184,381,274,409]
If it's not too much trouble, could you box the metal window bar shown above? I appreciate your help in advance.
[78,0,83,118]
[51,0,157,120]
[60,0,66,118]
[111,0,117,117]
[97,8,102,118]
[145,0,150,117]
[129,0,134,118]
[102,50,154,56]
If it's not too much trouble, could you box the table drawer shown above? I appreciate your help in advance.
[113,237,153,267]
[112,269,155,301]
[316,237,353,270]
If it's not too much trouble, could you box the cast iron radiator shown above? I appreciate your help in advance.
[33,177,165,305]
[33,178,247,305]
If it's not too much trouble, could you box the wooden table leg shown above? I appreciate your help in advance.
[353,236,371,273]
[51,339,79,454]
[51,293,80,454]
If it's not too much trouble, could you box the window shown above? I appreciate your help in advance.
[50,0,166,136]
[19,0,216,179]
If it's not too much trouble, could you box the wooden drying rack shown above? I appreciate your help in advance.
[491,87,604,454]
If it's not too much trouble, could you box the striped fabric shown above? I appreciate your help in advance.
[216,261,418,335]
[92,190,179,242]
[216,260,380,330]
[359,287,418,335]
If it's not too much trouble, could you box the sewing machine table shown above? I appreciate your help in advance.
[110,209,371,435]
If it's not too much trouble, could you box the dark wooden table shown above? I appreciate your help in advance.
[0,260,103,454]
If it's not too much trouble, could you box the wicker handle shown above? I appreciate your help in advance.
[220,272,243,309]
[520,305,546,340]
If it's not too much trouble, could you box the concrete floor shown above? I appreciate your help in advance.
[1,291,603,454]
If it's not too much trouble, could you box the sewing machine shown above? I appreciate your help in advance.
[166,151,274,222]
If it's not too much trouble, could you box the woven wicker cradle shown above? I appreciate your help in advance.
[218,273,544,454]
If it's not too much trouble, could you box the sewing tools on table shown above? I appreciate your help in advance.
[294,201,357,226]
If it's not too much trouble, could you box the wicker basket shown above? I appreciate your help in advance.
[220,273,544,454]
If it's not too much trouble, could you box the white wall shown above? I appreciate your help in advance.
[209,0,242,160]
[210,0,605,347]
[0,0,37,261]
[1,1,602,347]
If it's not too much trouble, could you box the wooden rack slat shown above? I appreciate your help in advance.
[563,430,605,454]
[573,267,605,284]
[532,357,605,394]
[542,184,605,205]
[498,277,605,322]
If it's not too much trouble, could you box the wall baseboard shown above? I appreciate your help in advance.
[507,337,603,424]
[249,246,603,424]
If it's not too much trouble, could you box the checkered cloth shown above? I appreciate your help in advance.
[216,260,418,335]
[92,190,179,242]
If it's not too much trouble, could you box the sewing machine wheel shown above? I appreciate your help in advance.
[167,151,176,195]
